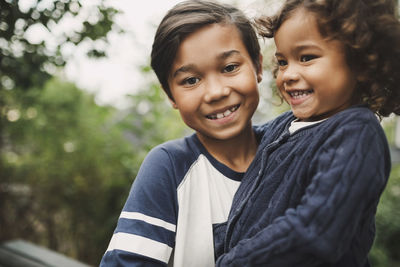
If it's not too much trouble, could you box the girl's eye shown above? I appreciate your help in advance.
[300,55,317,62]
[223,64,238,73]
[183,77,199,86]
[277,59,287,67]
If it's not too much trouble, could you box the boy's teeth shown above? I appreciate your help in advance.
[223,109,232,117]
[207,105,239,120]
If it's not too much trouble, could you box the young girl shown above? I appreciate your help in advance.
[100,1,263,266]
[216,0,400,266]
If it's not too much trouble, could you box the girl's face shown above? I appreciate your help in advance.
[168,24,262,143]
[274,8,357,121]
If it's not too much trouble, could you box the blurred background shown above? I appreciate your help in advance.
[0,0,399,266]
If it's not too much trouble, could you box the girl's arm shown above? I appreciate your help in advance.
[217,120,390,266]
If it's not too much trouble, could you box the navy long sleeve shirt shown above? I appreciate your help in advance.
[216,106,391,267]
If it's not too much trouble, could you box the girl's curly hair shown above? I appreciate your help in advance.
[256,0,400,117]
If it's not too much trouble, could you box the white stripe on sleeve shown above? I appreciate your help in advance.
[120,211,176,232]
[106,232,173,263]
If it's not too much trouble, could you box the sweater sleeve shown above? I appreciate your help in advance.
[100,146,178,267]
[216,121,390,266]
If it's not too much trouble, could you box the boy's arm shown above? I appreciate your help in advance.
[217,121,390,266]
[100,146,178,267]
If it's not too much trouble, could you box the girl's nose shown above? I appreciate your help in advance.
[281,65,300,84]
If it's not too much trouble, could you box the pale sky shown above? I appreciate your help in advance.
[63,0,273,107]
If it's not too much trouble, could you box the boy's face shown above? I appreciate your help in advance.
[274,9,357,121]
[168,24,262,141]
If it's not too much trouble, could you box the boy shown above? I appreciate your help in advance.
[100,1,263,266]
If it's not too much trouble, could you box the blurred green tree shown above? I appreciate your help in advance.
[0,78,135,264]
[0,0,119,171]
[369,119,400,267]
[0,0,117,90]
[0,1,122,263]
[370,163,400,267]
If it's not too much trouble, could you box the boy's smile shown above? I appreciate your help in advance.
[168,24,261,142]
[205,104,239,120]
[274,9,357,121]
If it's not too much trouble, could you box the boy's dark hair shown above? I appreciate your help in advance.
[256,0,400,117]
[151,0,261,101]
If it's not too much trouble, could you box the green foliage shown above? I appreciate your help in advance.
[0,0,118,91]
[370,163,400,267]
[0,1,120,185]
[368,144,400,267]
[0,2,122,263]
[0,78,135,264]
[369,117,400,267]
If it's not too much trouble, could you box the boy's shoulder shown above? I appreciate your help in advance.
[149,133,202,161]
[142,132,244,187]
[136,134,204,186]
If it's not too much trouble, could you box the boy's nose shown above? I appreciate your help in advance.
[203,79,231,103]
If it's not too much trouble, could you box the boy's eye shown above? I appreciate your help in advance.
[223,64,238,73]
[183,77,200,86]
[300,55,317,62]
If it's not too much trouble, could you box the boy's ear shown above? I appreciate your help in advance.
[257,73,263,83]
[162,85,178,109]
[257,54,263,83]
[169,98,178,109]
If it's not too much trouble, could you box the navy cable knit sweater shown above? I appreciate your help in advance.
[216,106,391,267]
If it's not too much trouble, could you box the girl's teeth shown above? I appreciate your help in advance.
[290,90,313,98]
